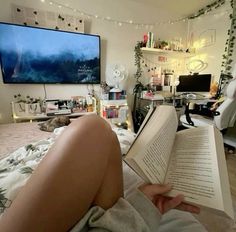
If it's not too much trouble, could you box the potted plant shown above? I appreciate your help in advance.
[13,94,42,116]
[13,94,26,116]
[25,95,42,115]
[160,40,168,50]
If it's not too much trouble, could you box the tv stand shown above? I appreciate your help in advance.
[11,109,97,123]
[11,99,97,123]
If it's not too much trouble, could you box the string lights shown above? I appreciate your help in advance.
[141,56,182,75]
[40,0,231,29]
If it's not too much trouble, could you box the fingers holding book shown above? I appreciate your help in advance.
[138,183,200,215]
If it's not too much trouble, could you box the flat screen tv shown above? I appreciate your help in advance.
[0,22,100,84]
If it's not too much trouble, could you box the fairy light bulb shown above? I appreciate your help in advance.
[42,0,227,29]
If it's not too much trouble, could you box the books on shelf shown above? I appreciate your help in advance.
[101,103,128,123]
[124,105,234,219]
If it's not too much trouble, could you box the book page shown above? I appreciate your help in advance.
[165,126,224,211]
[125,106,178,184]
[214,127,234,219]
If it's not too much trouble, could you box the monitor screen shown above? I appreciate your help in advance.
[0,22,100,84]
[176,74,211,92]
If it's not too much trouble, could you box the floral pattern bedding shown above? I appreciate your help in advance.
[0,126,137,215]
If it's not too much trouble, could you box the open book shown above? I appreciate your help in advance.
[124,105,234,219]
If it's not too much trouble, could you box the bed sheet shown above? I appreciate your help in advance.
[0,122,52,158]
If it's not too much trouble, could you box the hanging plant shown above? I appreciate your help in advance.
[188,0,226,19]
[221,0,235,76]
[134,41,143,82]
[133,41,147,95]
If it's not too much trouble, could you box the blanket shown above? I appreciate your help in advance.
[0,126,138,215]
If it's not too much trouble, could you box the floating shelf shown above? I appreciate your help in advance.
[141,47,195,58]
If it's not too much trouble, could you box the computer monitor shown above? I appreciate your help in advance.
[176,74,212,93]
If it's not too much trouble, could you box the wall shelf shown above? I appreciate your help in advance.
[141,47,194,58]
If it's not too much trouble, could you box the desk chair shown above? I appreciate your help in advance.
[179,78,236,148]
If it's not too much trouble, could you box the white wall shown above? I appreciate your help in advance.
[0,0,188,123]
[187,3,231,82]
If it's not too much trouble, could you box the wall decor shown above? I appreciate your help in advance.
[11,4,84,33]
[198,29,216,48]
[186,59,208,73]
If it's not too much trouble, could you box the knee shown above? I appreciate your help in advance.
[65,115,118,154]
[70,115,112,137]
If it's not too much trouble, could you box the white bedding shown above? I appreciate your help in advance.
[0,126,142,215]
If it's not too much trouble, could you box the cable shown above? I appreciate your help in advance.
[43,84,47,100]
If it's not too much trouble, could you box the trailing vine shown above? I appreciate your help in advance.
[134,41,143,82]
[133,41,147,95]
[221,0,236,76]
[188,0,226,19]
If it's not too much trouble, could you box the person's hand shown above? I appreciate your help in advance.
[138,183,200,214]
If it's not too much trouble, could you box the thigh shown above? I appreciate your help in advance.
[0,115,123,232]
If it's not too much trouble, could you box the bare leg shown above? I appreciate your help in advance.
[0,115,123,232]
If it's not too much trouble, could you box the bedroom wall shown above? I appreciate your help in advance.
[0,0,230,123]
[186,2,231,82]
[0,0,188,123]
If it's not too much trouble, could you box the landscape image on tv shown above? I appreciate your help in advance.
[0,22,100,84]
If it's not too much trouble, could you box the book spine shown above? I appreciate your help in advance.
[147,32,154,48]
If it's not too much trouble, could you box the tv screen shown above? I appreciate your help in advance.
[0,22,100,84]
[176,74,212,92]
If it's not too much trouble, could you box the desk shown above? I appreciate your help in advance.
[132,93,213,133]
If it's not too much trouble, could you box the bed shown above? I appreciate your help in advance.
[0,122,52,157]
[0,121,235,231]
[0,121,142,213]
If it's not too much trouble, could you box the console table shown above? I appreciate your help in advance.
[11,100,97,123]
[12,111,97,123]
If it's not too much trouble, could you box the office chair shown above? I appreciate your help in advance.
[179,77,236,148]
